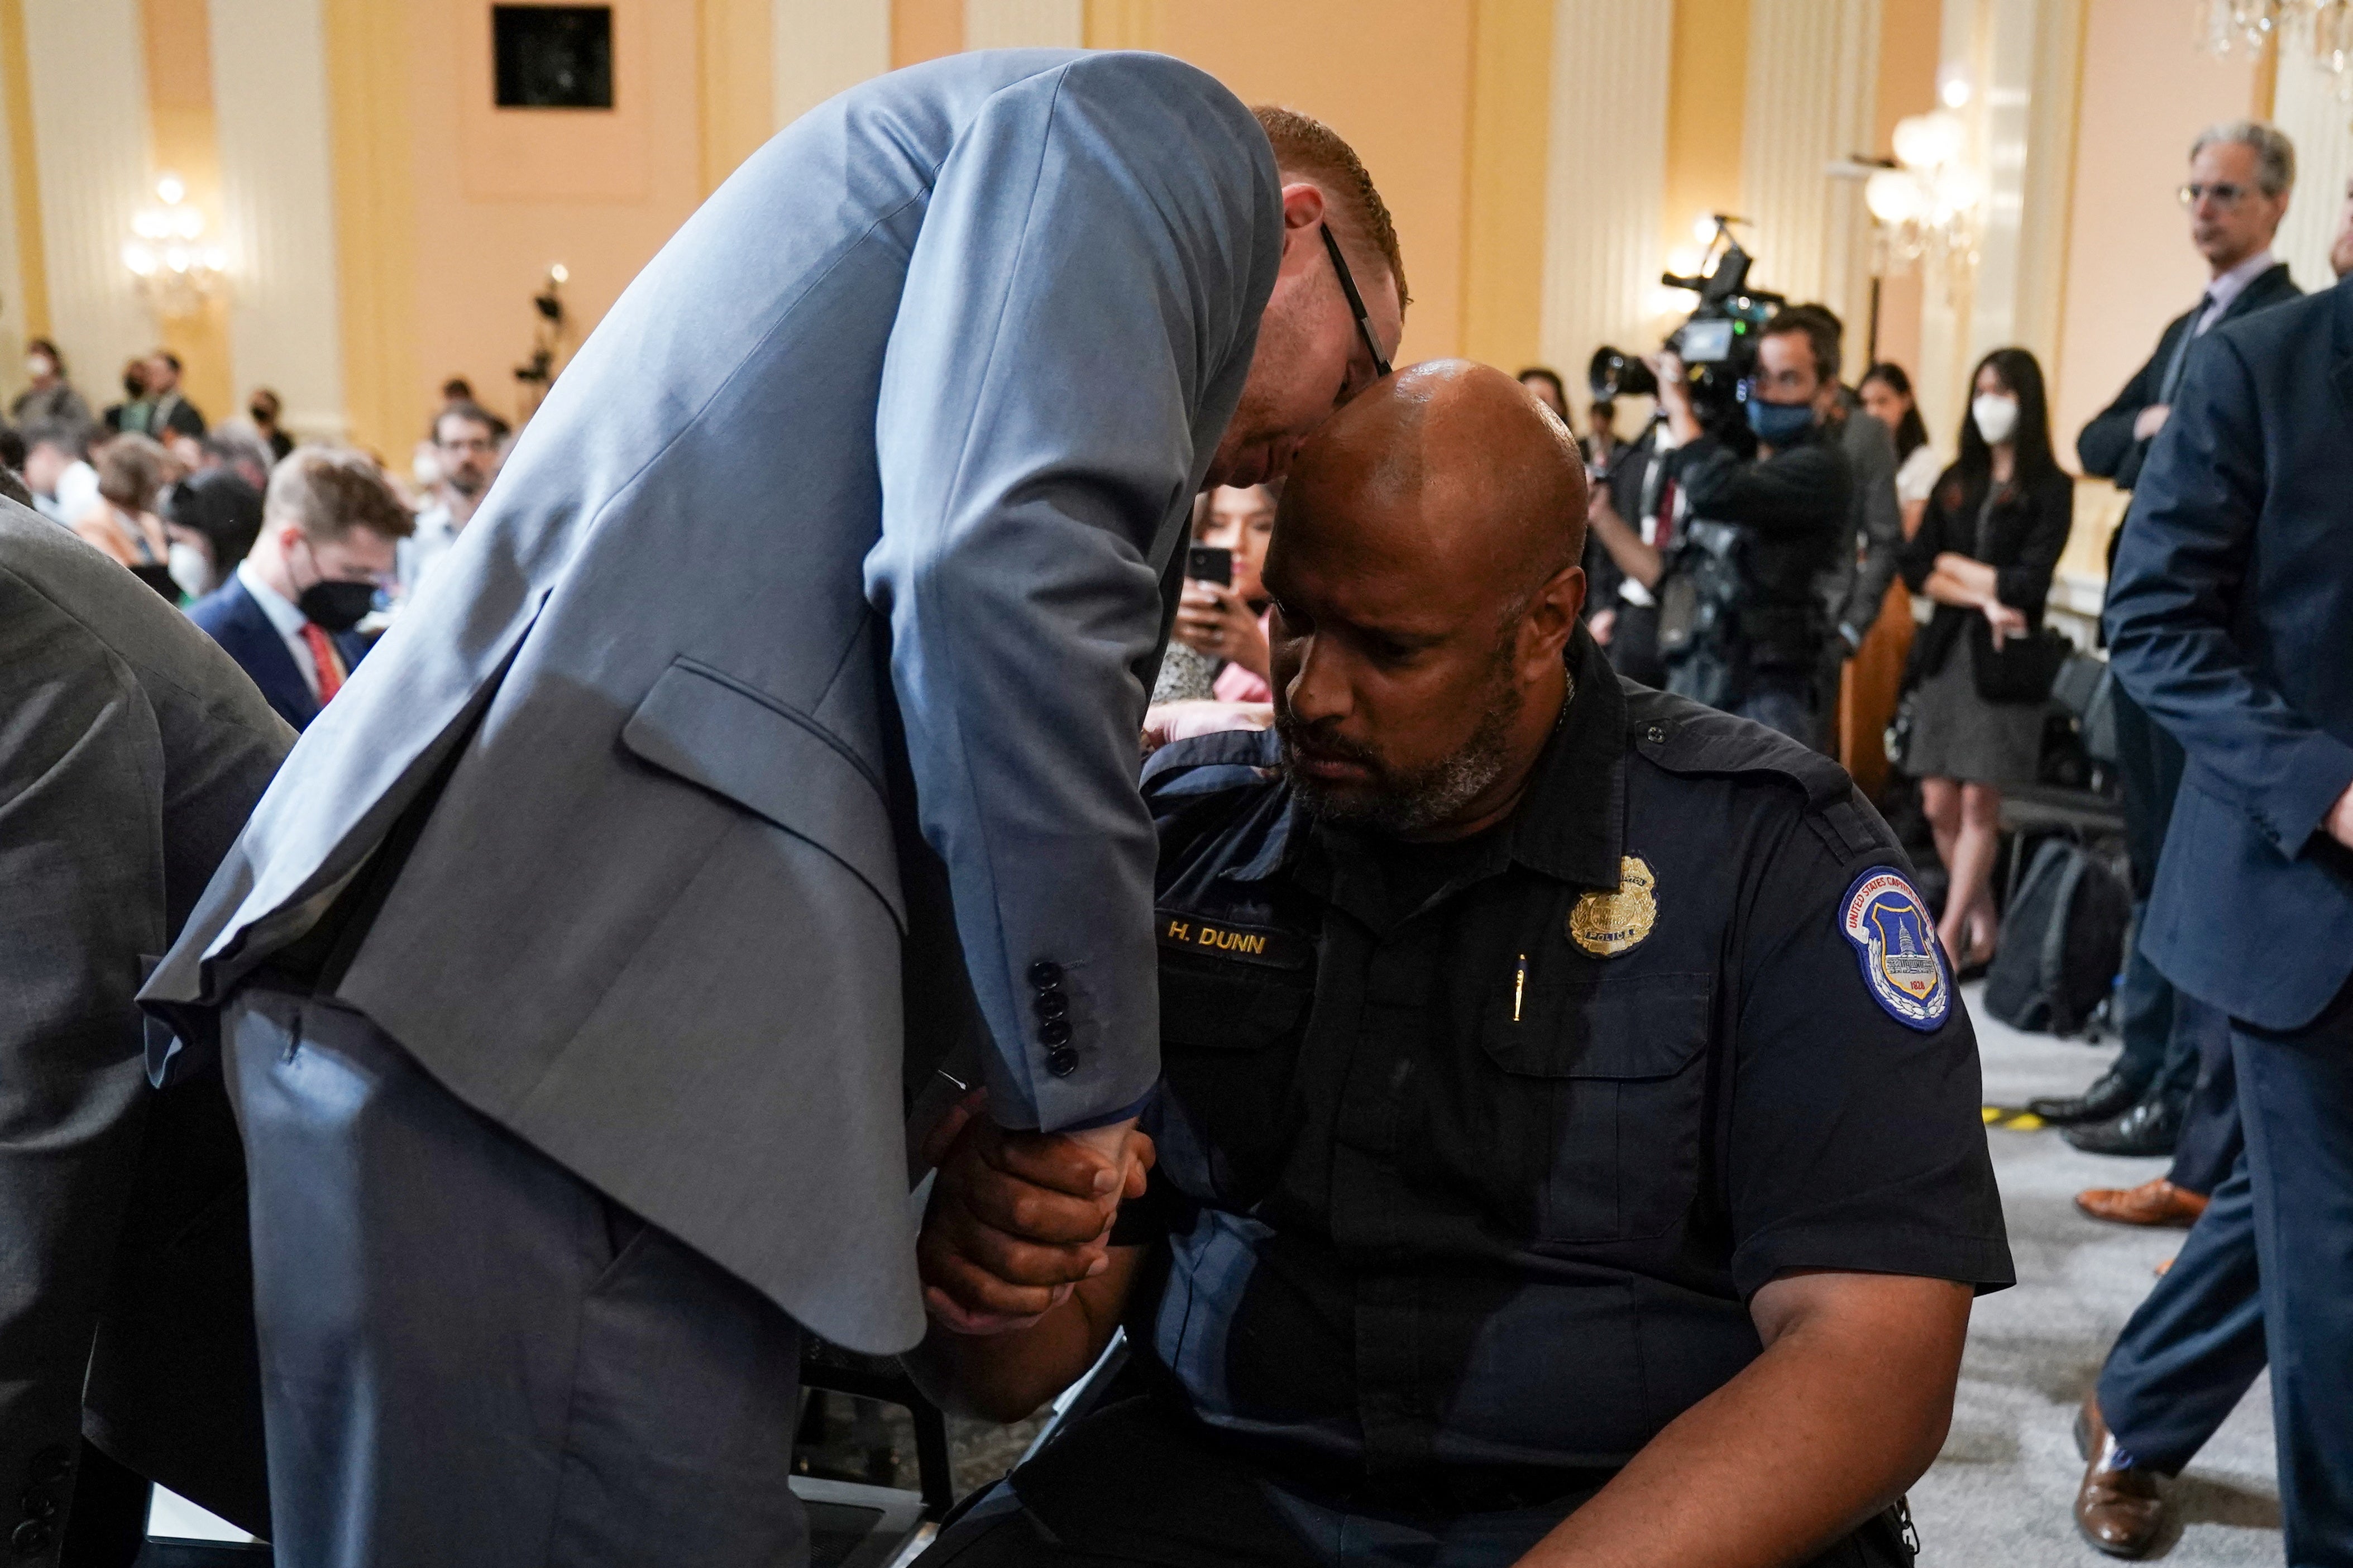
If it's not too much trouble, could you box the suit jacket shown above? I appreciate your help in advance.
[1822,403,1906,644]
[144,51,1281,1354]
[0,504,290,1552]
[2106,271,2353,1030]
[2077,261,2299,492]
[1897,463,2074,689]
[186,575,371,732]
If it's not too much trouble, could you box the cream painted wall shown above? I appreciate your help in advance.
[408,0,705,433]
[20,0,154,416]
[1740,0,1879,336]
[2048,0,2256,461]
[774,0,889,130]
[1151,1,1476,367]
[0,8,28,399]
[211,0,345,439]
[965,0,1080,50]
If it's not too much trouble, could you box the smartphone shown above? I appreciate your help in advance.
[1186,545,1233,587]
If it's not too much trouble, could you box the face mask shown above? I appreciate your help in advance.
[250,405,271,425]
[167,541,212,599]
[298,578,377,633]
[1971,394,2020,446]
[26,356,53,381]
[1745,398,1815,445]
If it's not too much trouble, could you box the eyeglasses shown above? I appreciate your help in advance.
[2178,181,2254,209]
[1319,224,1391,382]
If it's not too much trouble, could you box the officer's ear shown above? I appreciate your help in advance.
[1516,563,1586,677]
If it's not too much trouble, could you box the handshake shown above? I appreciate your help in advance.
[915,1091,1156,1337]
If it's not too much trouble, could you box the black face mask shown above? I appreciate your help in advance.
[297,579,377,633]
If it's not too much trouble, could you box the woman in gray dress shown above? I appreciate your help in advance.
[1897,347,2074,969]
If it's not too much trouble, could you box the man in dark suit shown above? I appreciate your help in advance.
[124,350,207,442]
[2045,120,2303,1161]
[188,447,408,731]
[0,498,289,1564]
[2079,214,2353,1563]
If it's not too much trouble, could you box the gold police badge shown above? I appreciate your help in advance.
[1568,855,1657,957]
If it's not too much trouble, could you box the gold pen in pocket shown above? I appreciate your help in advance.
[1513,953,1527,1024]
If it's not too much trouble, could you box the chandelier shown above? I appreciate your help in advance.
[2200,1,2353,99]
[121,173,228,318]
[1847,99,1986,280]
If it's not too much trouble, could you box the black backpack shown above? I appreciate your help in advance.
[1984,837,2132,1036]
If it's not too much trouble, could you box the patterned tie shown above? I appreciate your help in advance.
[299,623,346,704]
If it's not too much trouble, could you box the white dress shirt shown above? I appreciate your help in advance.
[237,558,328,701]
[33,460,99,528]
[2193,248,2276,337]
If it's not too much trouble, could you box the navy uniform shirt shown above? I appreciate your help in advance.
[1117,629,2012,1487]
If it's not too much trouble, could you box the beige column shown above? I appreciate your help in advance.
[19,0,154,409]
[1740,0,1881,334]
[1537,0,1673,406]
[210,0,346,441]
[2272,51,2353,287]
[965,0,1083,50]
[0,0,34,393]
[773,0,891,131]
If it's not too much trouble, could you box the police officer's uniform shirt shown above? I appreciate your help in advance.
[1121,630,2012,1482]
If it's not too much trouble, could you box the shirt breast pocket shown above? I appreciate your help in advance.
[1481,972,1714,1244]
[1158,963,1312,1204]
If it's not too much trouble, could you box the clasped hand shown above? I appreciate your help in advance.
[916,1091,1153,1336]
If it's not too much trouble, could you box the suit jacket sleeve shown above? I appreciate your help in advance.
[2106,332,2353,861]
[1675,437,1849,541]
[866,55,1276,1131]
[1840,414,1905,637]
[2077,322,2179,486]
[1995,470,2074,616]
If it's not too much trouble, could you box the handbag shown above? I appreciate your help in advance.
[1885,689,1917,773]
[1968,620,2069,705]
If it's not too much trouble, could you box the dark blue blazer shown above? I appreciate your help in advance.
[186,577,370,734]
[2107,271,2353,1030]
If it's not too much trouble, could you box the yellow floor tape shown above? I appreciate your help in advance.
[1981,1106,2048,1131]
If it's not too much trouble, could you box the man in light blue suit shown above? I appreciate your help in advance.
[142,49,1404,1567]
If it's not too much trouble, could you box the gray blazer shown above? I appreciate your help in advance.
[0,504,290,1550]
[144,50,1281,1354]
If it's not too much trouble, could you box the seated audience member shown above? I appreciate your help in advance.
[11,337,92,430]
[1896,348,2072,972]
[398,400,505,600]
[1177,482,1277,701]
[247,388,295,461]
[193,426,276,493]
[910,364,2011,1568]
[161,467,266,600]
[188,448,412,732]
[20,421,101,527]
[0,426,21,484]
[1859,364,1939,538]
[74,436,181,596]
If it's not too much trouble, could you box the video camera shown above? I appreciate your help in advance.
[1590,216,1785,442]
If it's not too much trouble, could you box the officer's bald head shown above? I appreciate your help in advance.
[1264,361,1590,838]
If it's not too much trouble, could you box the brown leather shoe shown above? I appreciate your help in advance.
[2075,1394,2168,1558]
[2075,1178,2209,1228]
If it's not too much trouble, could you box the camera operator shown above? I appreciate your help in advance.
[1587,312,1850,740]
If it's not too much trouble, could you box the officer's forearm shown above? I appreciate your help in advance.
[1513,1271,1971,1568]
[903,1249,1140,1424]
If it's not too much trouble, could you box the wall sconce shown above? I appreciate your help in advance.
[1830,108,1985,281]
[122,173,227,318]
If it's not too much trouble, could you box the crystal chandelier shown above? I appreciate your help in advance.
[121,174,228,319]
[1854,101,1986,281]
[2200,1,2353,100]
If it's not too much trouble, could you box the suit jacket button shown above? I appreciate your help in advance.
[1034,990,1069,1021]
[1045,1045,1079,1077]
[1027,961,1064,990]
[1037,1019,1072,1047]
[1644,724,1667,744]
[16,1493,53,1524]
[11,1519,52,1557]
[22,1451,66,1486]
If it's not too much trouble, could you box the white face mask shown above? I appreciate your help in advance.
[1971,393,2020,447]
[167,541,213,600]
[26,356,53,381]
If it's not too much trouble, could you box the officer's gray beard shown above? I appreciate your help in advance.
[1277,638,1525,836]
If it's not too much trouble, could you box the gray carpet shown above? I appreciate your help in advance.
[1909,983,2280,1565]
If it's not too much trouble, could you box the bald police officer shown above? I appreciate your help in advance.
[908,363,2012,1568]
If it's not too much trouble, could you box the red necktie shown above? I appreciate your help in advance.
[299,624,346,704]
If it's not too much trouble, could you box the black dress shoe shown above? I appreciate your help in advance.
[2030,1068,2146,1127]
[2065,1094,2185,1158]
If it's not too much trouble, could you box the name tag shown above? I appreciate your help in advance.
[1156,910,1309,970]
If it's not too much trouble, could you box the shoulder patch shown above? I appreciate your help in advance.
[1838,867,1950,1031]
